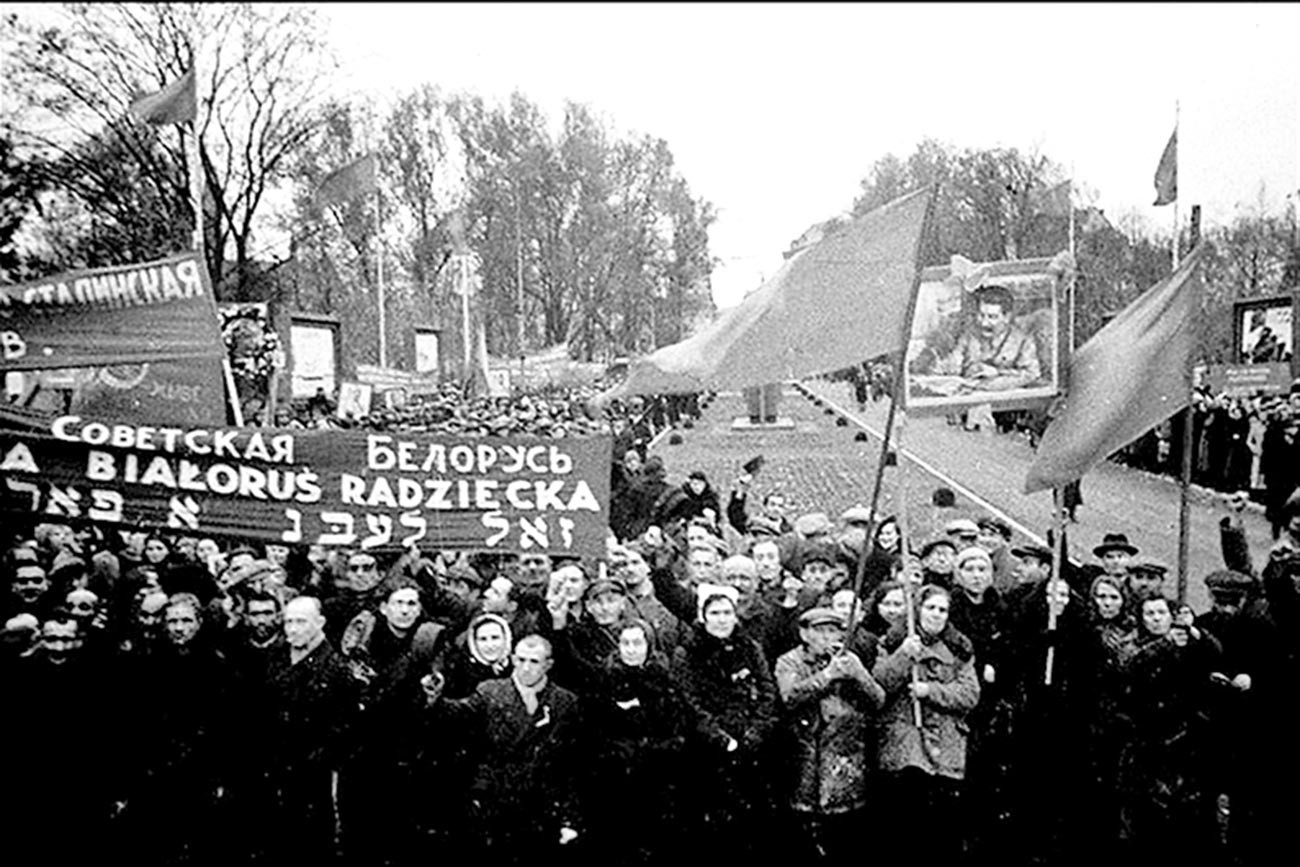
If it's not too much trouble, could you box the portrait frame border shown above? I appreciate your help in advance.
[901,256,1071,417]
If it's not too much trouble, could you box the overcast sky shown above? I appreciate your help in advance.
[326,3,1298,308]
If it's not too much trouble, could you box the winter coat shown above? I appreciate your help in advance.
[775,644,886,814]
[434,676,584,834]
[583,654,692,836]
[1118,630,1223,845]
[873,634,980,780]
[673,625,780,752]
[266,639,360,775]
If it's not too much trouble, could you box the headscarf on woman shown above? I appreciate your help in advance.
[880,584,974,663]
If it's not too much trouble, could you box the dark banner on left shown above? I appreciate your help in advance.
[0,252,227,426]
[0,418,612,557]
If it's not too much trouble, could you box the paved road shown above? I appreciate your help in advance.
[650,382,1275,612]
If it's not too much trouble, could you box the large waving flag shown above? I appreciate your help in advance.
[128,68,197,126]
[1153,127,1177,206]
[1024,246,1204,493]
[316,153,378,208]
[606,187,934,397]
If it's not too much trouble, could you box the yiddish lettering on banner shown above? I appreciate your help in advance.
[0,419,612,556]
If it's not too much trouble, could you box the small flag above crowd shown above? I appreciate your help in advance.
[316,153,378,207]
[1153,127,1177,206]
[128,68,197,126]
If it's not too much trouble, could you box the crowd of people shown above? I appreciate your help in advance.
[3,383,1298,867]
[842,354,1300,538]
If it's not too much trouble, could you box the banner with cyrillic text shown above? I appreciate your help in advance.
[0,252,227,426]
[0,419,612,557]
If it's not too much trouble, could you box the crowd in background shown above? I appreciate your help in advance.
[842,358,1300,538]
[3,382,1298,867]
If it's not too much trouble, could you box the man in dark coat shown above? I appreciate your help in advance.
[123,592,235,866]
[423,634,584,864]
[266,595,360,862]
[1259,408,1300,538]
[339,581,445,865]
[223,587,289,861]
[3,612,121,862]
[1001,570,1094,865]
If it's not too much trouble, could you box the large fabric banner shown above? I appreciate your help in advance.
[0,252,228,426]
[0,418,612,556]
[604,188,933,397]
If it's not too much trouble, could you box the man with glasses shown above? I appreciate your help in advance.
[322,550,386,647]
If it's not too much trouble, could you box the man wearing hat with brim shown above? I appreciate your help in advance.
[774,606,885,859]
[1089,533,1138,594]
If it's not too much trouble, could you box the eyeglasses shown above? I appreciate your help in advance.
[348,561,378,572]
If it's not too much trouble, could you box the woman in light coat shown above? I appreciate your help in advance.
[873,584,979,861]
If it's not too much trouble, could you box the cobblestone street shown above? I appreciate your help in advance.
[651,382,1276,612]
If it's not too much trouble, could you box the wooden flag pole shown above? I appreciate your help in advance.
[845,185,938,647]
[375,178,387,369]
[895,411,924,729]
[1045,486,1067,685]
[184,40,241,428]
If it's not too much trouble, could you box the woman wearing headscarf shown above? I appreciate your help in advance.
[583,618,692,865]
[438,612,514,700]
[872,584,979,862]
[673,589,781,860]
[945,546,1011,860]
[1117,592,1224,863]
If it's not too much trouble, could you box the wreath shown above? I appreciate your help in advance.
[220,305,284,386]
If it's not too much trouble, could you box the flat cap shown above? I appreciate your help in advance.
[798,607,846,629]
[1203,569,1254,593]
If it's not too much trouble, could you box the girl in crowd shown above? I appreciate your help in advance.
[584,619,691,865]
[864,579,909,637]
[860,515,901,593]
[1118,592,1224,862]
[1078,574,1139,860]
[438,612,513,700]
[673,591,780,860]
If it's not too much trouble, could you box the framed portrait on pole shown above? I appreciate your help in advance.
[903,255,1069,415]
[1233,295,1295,368]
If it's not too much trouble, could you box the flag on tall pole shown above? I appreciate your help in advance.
[315,153,378,208]
[1024,246,1204,493]
[1029,180,1073,218]
[1153,127,1178,206]
[128,68,197,126]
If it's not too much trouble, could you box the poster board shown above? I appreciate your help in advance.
[903,256,1067,415]
[336,381,373,421]
[290,315,338,400]
[1234,295,1296,369]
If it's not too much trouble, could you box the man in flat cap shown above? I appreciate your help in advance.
[775,607,885,860]
[975,516,1016,594]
